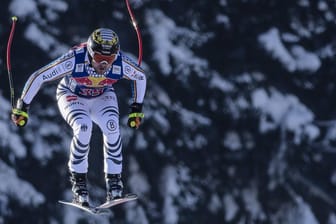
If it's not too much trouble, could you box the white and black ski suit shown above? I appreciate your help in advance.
[19,44,146,174]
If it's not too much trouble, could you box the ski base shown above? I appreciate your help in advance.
[96,193,138,209]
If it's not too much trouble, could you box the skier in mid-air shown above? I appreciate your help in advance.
[11,28,147,207]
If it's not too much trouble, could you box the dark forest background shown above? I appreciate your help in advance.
[1,0,336,223]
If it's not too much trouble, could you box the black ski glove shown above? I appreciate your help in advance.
[127,103,144,129]
[11,99,29,127]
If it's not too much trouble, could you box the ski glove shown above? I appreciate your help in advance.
[11,99,29,127]
[127,103,144,129]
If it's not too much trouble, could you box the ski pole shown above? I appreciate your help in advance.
[125,0,144,128]
[6,16,18,109]
[125,0,143,66]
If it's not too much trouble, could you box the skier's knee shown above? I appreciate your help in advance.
[73,122,92,138]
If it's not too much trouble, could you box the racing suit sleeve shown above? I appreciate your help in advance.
[20,51,75,104]
[121,56,147,104]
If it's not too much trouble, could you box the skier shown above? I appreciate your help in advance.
[11,28,146,207]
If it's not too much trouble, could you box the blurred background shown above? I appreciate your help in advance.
[1,0,336,223]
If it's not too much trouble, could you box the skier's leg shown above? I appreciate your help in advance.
[91,90,122,174]
[57,88,92,204]
[57,92,93,172]
[91,91,123,200]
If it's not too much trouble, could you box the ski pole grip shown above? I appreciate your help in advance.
[18,120,26,126]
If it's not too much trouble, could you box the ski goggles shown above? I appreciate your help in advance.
[92,52,117,64]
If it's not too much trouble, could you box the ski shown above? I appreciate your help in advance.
[59,194,137,214]
[96,193,138,209]
[58,200,109,215]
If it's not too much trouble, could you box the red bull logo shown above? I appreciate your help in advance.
[73,77,117,87]
[73,77,93,86]
[98,79,117,86]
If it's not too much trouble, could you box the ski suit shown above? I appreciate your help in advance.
[19,44,146,174]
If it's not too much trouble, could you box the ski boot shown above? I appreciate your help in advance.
[70,172,90,207]
[106,174,123,201]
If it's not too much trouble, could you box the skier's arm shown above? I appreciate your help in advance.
[121,57,147,129]
[122,58,146,104]
[20,51,75,104]
[11,51,75,127]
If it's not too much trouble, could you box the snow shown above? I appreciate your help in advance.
[2,1,332,223]
[251,87,320,143]
[328,213,336,224]
[152,111,171,134]
[216,14,231,28]
[25,23,69,57]
[9,0,38,19]
[153,86,172,107]
[223,131,242,151]
[223,194,239,222]
[160,166,179,224]
[9,0,69,58]
[258,27,321,73]
[291,45,321,72]
[38,0,68,22]
[318,1,328,11]
[258,28,296,72]
[145,9,209,77]
[272,199,319,224]
[10,0,67,22]
[134,132,148,150]
[128,156,151,196]
[0,160,45,207]
[173,103,211,128]
[297,0,310,7]
[126,205,150,224]
[242,186,266,221]
[209,72,235,92]
[145,10,173,75]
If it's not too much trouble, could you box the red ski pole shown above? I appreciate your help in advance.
[6,16,18,108]
[125,0,143,66]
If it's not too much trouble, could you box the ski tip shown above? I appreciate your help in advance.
[11,16,18,22]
